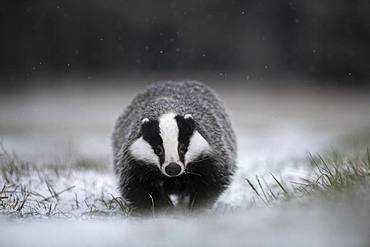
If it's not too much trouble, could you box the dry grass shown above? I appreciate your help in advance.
[247,149,370,205]
[0,144,131,218]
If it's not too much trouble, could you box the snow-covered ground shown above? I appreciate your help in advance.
[0,81,369,246]
[1,198,369,247]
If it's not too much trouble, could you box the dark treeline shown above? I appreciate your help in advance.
[1,0,369,85]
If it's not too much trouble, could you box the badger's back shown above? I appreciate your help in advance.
[112,81,236,171]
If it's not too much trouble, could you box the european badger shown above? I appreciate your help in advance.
[112,81,237,212]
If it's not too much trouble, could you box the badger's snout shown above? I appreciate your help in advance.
[164,162,183,177]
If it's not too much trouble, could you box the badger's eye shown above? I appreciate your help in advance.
[155,145,163,156]
[178,143,187,155]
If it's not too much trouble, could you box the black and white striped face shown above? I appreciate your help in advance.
[129,112,211,177]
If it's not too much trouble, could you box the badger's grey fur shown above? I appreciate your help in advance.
[112,80,237,212]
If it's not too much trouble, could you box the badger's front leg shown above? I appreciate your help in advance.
[187,181,225,211]
[186,161,232,211]
[118,165,173,214]
[121,181,173,214]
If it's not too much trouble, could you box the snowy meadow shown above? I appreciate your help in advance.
[0,81,369,246]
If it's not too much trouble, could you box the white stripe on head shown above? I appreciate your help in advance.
[129,137,159,166]
[158,112,180,165]
[185,131,211,163]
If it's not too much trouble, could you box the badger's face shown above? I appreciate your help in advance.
[129,112,211,177]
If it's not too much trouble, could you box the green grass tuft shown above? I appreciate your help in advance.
[247,149,370,205]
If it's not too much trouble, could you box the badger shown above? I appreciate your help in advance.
[112,81,237,213]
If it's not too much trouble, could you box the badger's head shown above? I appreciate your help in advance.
[129,112,211,177]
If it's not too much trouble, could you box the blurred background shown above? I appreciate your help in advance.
[0,1,370,174]
[1,0,370,88]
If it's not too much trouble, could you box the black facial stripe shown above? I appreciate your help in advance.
[175,115,196,163]
[141,119,165,164]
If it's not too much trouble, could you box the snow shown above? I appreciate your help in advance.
[1,199,369,247]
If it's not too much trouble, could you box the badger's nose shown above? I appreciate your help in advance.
[164,163,182,177]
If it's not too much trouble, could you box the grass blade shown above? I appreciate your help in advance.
[270,173,289,195]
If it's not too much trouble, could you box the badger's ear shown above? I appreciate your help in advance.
[184,115,195,132]
[184,114,195,131]
[175,114,196,134]
[141,118,150,124]
[140,118,160,137]
[139,118,150,135]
